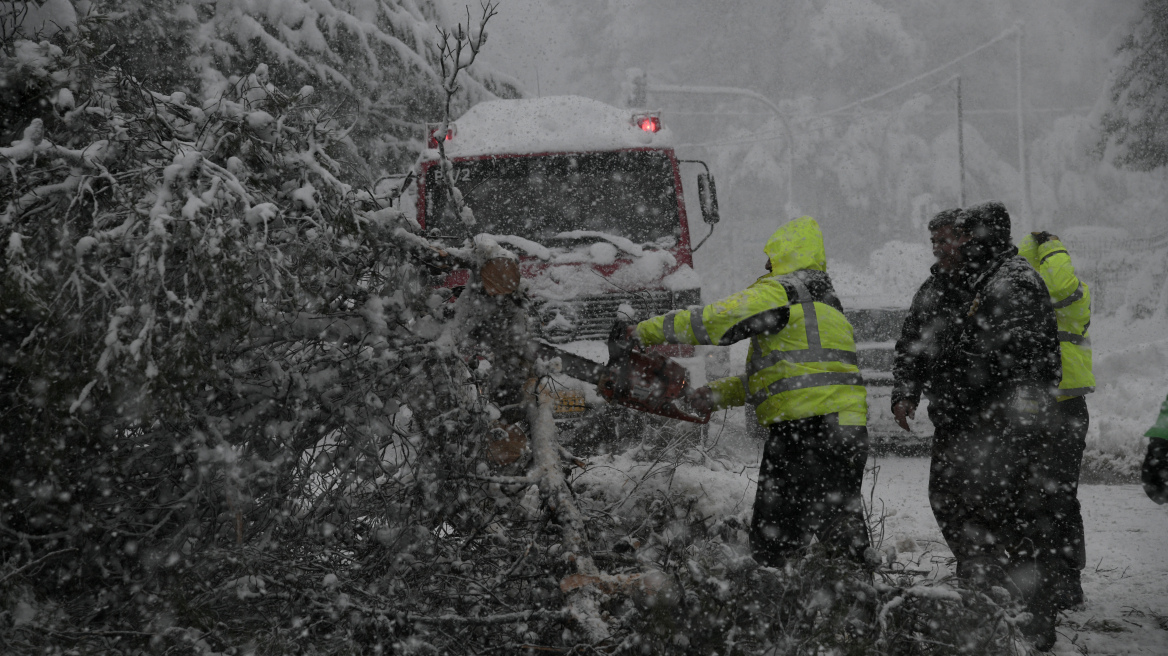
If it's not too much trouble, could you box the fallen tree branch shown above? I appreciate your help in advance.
[0,548,77,586]
[408,608,570,626]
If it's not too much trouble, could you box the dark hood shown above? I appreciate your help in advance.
[957,200,1014,273]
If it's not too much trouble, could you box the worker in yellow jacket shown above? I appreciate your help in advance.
[1018,231,1095,611]
[623,216,870,566]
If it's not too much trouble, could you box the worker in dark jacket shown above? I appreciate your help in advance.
[891,208,975,433]
[895,201,1062,651]
[950,201,1063,650]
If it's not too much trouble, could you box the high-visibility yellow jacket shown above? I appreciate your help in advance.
[635,216,867,427]
[1018,233,1095,401]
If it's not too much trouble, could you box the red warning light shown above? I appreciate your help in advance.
[427,122,456,148]
[632,112,661,133]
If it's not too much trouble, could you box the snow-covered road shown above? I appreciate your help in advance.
[583,443,1168,653]
[871,457,1168,655]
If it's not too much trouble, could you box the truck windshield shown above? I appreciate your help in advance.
[423,150,680,246]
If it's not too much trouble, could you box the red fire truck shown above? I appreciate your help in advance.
[410,96,719,437]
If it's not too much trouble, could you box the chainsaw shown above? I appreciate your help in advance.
[534,341,711,424]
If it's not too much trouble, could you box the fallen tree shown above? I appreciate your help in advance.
[0,5,1038,655]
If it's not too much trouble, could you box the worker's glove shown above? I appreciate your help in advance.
[1142,438,1168,505]
[686,386,716,415]
[607,319,636,364]
[891,399,917,433]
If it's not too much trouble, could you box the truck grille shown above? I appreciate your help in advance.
[536,289,700,343]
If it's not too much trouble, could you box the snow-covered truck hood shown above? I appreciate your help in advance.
[470,232,697,302]
[474,232,702,342]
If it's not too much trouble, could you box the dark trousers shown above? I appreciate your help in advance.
[1027,396,1088,590]
[929,421,1033,571]
[930,410,1073,604]
[750,414,870,566]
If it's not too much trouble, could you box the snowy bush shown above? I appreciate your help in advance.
[0,7,545,653]
[574,451,1034,655]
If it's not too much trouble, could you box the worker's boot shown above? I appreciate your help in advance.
[1020,595,1058,652]
[1014,563,1059,652]
[1050,567,1085,611]
[956,556,1009,591]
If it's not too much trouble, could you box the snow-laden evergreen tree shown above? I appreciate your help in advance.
[2,0,520,178]
[1098,0,1168,171]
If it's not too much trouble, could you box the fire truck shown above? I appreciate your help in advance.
[410,96,719,441]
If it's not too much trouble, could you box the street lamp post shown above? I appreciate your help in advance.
[644,83,796,217]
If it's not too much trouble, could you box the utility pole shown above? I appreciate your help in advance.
[1015,22,1032,232]
[956,75,965,206]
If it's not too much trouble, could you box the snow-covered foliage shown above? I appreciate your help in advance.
[1097,0,1168,171]
[0,6,544,653]
[832,239,933,308]
[809,0,918,69]
[6,0,522,181]
[571,447,1035,655]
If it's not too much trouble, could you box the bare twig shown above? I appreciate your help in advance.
[0,548,77,586]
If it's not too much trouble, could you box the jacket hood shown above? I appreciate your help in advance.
[957,201,1013,263]
[1016,232,1062,270]
[764,216,827,275]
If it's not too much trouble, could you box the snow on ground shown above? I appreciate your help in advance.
[1082,314,1168,481]
[579,442,1168,654]
[873,457,1168,655]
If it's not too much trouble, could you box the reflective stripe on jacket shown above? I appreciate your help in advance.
[1018,234,1095,400]
[636,217,867,426]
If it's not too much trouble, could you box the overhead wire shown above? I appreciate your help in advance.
[670,23,1026,151]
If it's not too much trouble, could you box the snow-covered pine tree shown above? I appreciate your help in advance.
[0,4,549,652]
[3,0,520,178]
[1098,0,1168,171]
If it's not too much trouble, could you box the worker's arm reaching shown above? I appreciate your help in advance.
[622,276,794,413]
[633,278,791,348]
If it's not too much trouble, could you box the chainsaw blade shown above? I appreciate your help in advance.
[533,342,608,385]
[534,342,711,425]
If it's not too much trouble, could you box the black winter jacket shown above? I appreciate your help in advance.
[893,248,1061,428]
[892,265,975,428]
[952,247,1062,419]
